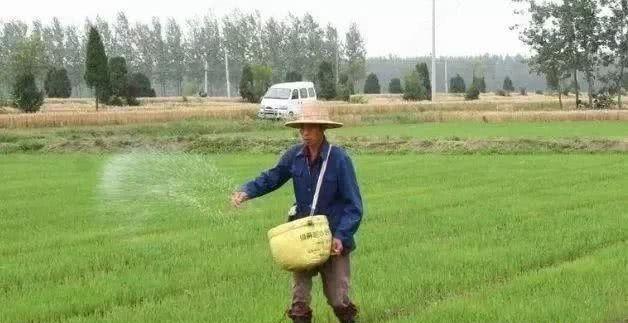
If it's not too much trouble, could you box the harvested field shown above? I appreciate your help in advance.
[0,94,604,128]
[2,108,626,129]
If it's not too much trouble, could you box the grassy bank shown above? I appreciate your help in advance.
[1,120,627,154]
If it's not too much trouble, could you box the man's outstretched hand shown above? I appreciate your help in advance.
[331,238,343,256]
[231,191,249,208]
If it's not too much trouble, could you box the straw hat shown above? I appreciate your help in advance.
[284,104,343,129]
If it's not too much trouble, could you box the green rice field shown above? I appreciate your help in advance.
[1,151,626,322]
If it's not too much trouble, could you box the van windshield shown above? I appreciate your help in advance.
[264,88,291,99]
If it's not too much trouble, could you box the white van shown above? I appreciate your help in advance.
[257,81,317,119]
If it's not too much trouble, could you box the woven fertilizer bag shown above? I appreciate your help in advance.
[266,145,334,272]
[267,215,331,271]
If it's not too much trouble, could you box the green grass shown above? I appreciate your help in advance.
[2,120,627,154]
[4,120,628,141]
[1,153,626,322]
[332,121,628,139]
[239,121,628,140]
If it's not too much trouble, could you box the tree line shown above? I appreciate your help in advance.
[513,0,627,108]
[362,61,525,102]
[7,24,158,112]
[0,11,366,100]
[367,55,548,94]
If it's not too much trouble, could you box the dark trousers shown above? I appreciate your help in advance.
[288,253,357,321]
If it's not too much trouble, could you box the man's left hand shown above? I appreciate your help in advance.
[331,238,343,256]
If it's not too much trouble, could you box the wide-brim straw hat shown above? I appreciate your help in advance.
[284,104,343,129]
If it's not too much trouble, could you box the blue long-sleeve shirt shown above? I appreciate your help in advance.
[241,141,363,251]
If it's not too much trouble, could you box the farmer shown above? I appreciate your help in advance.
[231,105,363,323]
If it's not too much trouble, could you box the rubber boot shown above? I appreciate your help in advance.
[291,317,311,323]
[287,302,312,323]
[333,303,358,323]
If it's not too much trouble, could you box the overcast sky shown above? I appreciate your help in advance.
[2,0,529,57]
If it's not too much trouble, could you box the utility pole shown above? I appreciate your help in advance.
[335,41,339,84]
[219,21,231,98]
[431,0,436,100]
[444,60,448,94]
[224,49,231,98]
[204,59,208,96]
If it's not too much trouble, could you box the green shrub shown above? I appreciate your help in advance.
[349,94,368,104]
[591,93,614,109]
[416,63,431,100]
[336,73,353,101]
[503,76,515,92]
[465,83,480,100]
[388,78,403,94]
[317,61,337,100]
[519,87,528,96]
[109,96,124,106]
[535,90,544,95]
[84,27,110,109]
[239,64,272,103]
[126,96,140,106]
[495,89,509,97]
[403,71,428,101]
[449,74,466,93]
[128,73,156,98]
[12,72,44,112]
[473,76,487,93]
[363,73,381,94]
[336,84,352,101]
[109,57,128,99]
[239,65,255,102]
[44,68,72,98]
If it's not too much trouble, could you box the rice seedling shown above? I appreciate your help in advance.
[0,153,625,322]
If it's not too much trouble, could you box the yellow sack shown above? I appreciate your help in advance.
[267,215,331,271]
[267,145,334,272]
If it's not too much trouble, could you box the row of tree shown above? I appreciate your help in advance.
[514,0,627,108]
[362,69,525,101]
[0,11,367,99]
[367,55,548,94]
[447,75,516,94]
[363,71,535,102]
[238,59,534,105]
[237,60,356,103]
[8,26,157,112]
[345,63,435,101]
